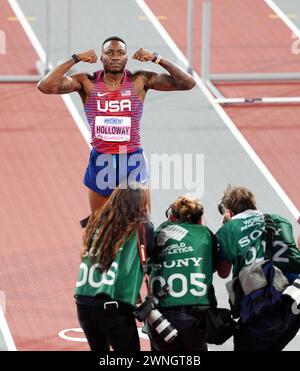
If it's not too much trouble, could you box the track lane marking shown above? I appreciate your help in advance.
[265,0,300,38]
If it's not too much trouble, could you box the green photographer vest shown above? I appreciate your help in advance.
[150,221,217,307]
[216,210,300,278]
[75,231,143,307]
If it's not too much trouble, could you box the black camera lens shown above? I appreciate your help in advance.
[218,201,225,215]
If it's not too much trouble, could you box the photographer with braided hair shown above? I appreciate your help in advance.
[147,195,230,351]
[74,183,154,351]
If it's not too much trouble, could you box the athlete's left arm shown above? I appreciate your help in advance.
[133,48,196,91]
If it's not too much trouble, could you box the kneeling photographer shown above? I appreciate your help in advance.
[74,184,154,351]
[145,195,231,351]
[216,185,300,351]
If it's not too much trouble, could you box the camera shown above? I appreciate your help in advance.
[133,285,178,343]
[218,200,225,215]
[218,200,231,224]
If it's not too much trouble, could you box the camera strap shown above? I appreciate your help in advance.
[137,224,151,296]
[264,214,275,261]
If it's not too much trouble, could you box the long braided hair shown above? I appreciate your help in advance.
[82,184,149,271]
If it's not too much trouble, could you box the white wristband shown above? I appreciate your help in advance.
[155,55,162,64]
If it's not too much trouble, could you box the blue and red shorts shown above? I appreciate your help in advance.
[83,147,149,197]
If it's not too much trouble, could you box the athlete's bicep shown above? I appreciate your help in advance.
[56,75,82,94]
[144,71,178,91]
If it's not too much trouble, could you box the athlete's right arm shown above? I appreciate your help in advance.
[37,50,97,94]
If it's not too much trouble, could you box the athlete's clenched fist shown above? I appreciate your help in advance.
[132,48,155,62]
[77,50,98,63]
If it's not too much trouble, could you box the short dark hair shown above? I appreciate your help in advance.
[102,36,126,50]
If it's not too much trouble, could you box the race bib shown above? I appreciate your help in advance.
[95,116,131,142]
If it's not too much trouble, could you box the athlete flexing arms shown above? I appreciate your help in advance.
[37,36,195,217]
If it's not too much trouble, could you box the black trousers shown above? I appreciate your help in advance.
[76,303,140,351]
[147,306,208,351]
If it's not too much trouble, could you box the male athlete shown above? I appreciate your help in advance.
[37,36,195,218]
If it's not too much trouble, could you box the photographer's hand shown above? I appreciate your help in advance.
[222,210,233,224]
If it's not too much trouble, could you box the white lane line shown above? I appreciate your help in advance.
[8,0,91,148]
[58,327,149,342]
[136,0,300,224]
[58,328,87,343]
[0,306,16,351]
[6,0,92,351]
[265,0,300,38]
[7,0,45,61]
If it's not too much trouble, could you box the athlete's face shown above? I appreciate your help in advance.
[101,40,128,73]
